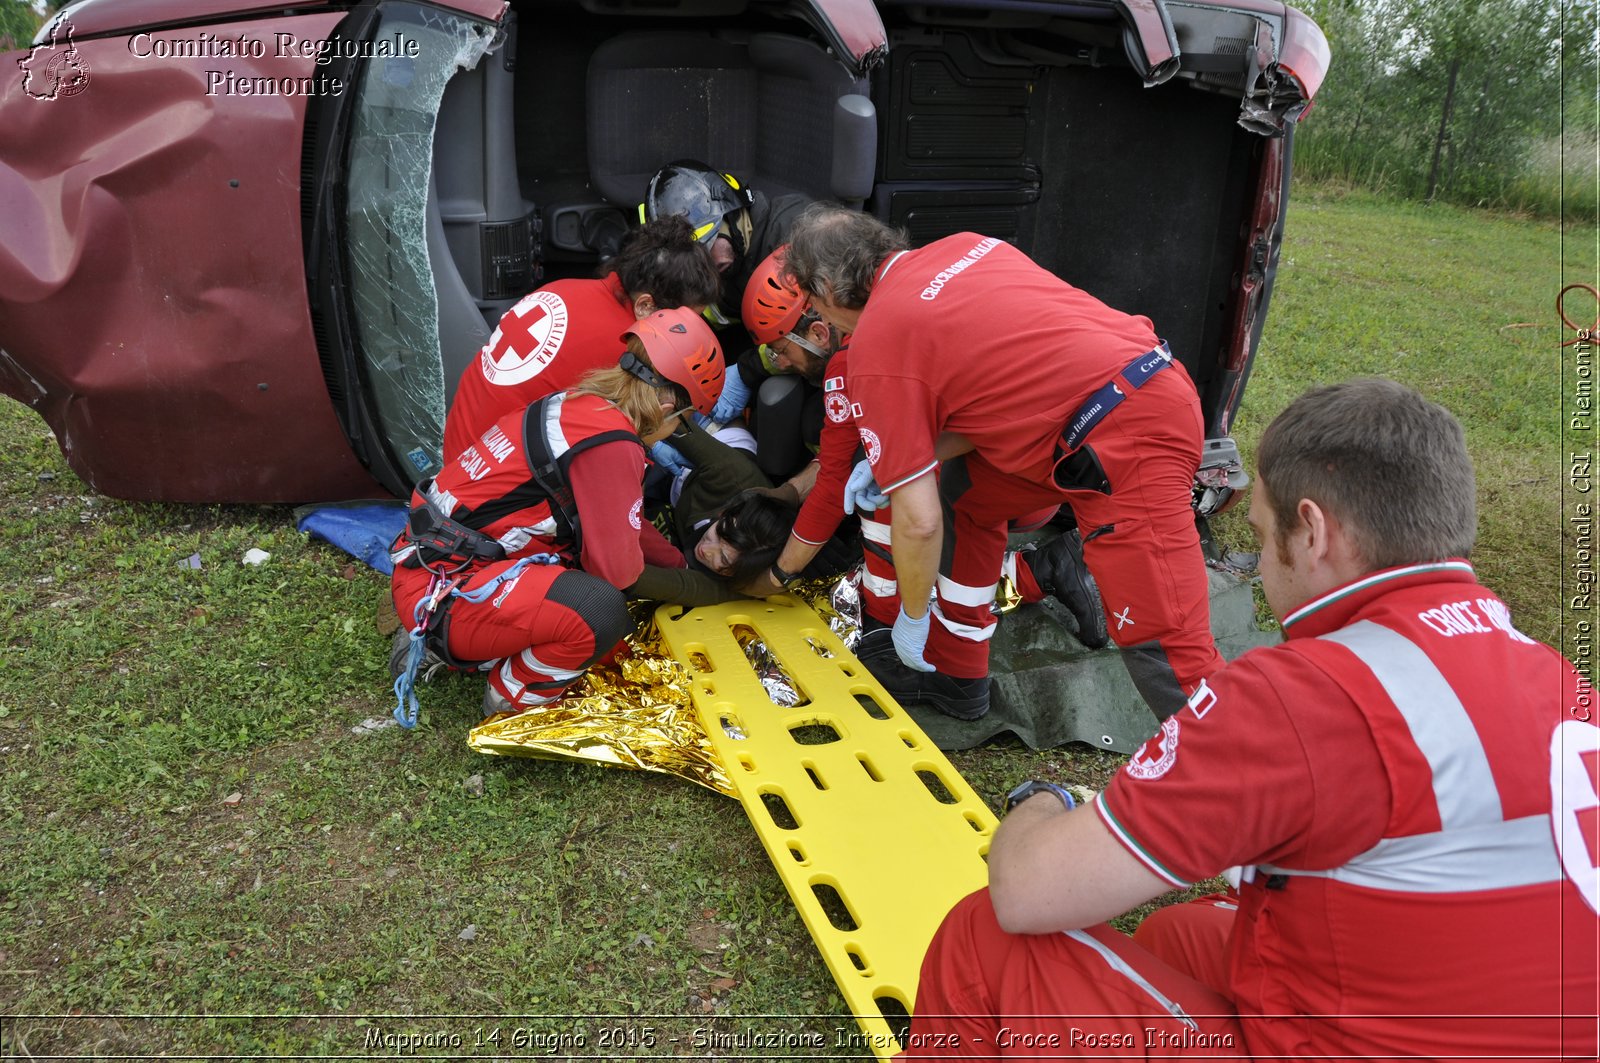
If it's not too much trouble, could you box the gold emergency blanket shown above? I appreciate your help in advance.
[466,580,862,795]
[467,604,733,795]
[465,568,1020,794]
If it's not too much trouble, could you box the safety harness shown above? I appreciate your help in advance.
[389,393,641,728]
[391,552,558,729]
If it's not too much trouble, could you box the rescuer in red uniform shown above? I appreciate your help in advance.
[903,378,1599,1060]
[741,248,1106,648]
[390,308,729,722]
[784,205,1214,720]
[440,216,719,462]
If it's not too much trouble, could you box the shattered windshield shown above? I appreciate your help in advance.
[344,3,496,484]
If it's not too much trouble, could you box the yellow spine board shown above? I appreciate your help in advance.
[655,600,998,1058]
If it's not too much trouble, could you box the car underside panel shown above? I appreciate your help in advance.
[869,19,1260,428]
[0,12,383,502]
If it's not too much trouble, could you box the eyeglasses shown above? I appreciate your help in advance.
[761,330,818,366]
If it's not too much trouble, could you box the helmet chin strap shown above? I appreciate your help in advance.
[785,330,829,361]
[729,211,753,257]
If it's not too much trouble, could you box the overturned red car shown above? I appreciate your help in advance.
[0,0,1327,503]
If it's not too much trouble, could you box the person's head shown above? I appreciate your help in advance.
[608,214,721,318]
[642,160,755,276]
[575,307,725,441]
[693,490,797,584]
[1251,377,1477,618]
[783,202,909,333]
[743,246,843,385]
[623,306,726,424]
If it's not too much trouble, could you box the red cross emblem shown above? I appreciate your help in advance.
[482,291,569,386]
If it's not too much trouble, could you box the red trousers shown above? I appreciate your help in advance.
[905,889,1244,1059]
[392,559,625,707]
[861,504,900,628]
[860,505,1059,630]
[930,367,1222,718]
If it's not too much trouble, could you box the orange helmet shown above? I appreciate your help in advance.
[621,307,726,416]
[742,246,809,346]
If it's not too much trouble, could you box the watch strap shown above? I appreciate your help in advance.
[1003,779,1076,814]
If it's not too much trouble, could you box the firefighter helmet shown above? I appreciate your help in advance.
[643,160,754,252]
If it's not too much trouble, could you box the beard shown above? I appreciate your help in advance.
[797,356,828,386]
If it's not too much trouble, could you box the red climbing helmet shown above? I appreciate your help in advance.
[742,246,810,346]
[621,306,726,416]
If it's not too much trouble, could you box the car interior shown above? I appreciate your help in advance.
[423,0,1287,437]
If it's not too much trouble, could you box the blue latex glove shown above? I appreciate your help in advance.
[708,368,753,425]
[892,606,935,672]
[843,458,890,515]
[649,439,693,477]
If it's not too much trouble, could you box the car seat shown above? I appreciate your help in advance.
[585,30,876,211]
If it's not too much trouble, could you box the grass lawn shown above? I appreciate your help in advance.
[0,185,1591,1057]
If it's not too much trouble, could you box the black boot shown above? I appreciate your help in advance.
[863,652,990,721]
[851,611,898,665]
[389,629,446,682]
[1021,532,1109,649]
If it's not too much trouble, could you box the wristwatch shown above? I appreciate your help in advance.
[769,561,801,587]
[1003,779,1076,815]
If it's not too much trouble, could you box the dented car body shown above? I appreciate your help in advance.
[0,0,1327,502]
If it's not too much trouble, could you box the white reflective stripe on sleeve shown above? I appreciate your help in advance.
[862,519,893,545]
[1062,930,1198,1031]
[517,648,583,683]
[880,461,938,494]
[861,571,898,599]
[1261,814,1563,893]
[543,391,571,457]
[931,604,997,642]
[1321,620,1502,828]
[936,574,998,609]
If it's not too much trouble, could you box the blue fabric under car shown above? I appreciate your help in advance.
[295,502,408,575]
